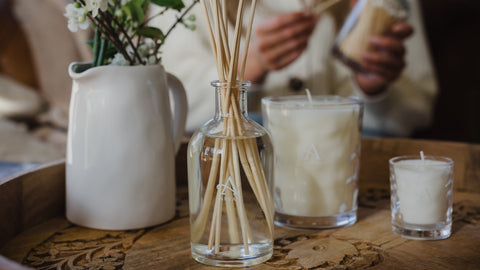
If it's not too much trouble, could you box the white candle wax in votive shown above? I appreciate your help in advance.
[263,96,362,217]
[394,159,453,225]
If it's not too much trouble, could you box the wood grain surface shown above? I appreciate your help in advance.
[1,138,479,270]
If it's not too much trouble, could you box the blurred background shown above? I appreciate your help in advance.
[413,0,480,143]
[0,0,479,176]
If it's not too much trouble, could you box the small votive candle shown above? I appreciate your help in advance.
[389,152,454,240]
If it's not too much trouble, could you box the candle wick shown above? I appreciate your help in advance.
[420,151,425,161]
[305,88,313,104]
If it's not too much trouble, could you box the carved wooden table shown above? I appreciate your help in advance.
[1,138,479,269]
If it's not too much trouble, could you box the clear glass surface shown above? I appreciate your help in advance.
[389,156,454,240]
[262,95,363,229]
[187,81,274,267]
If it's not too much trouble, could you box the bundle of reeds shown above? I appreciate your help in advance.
[190,0,273,256]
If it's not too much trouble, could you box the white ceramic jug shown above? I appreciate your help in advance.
[66,63,187,230]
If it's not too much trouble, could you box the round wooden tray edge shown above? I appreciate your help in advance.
[0,159,65,186]
[0,160,66,248]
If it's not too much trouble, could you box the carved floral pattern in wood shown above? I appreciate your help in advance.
[453,200,480,224]
[266,234,385,269]
[22,228,146,270]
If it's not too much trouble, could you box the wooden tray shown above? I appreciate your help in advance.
[1,138,479,269]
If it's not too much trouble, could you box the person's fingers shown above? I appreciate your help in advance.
[243,36,308,79]
[256,11,313,34]
[355,21,411,96]
[362,51,405,70]
[269,44,308,70]
[262,31,310,66]
[369,36,406,57]
[390,21,413,39]
[361,63,398,81]
[253,13,315,71]
[257,16,315,51]
[354,72,389,95]
[245,11,316,75]
[360,56,404,81]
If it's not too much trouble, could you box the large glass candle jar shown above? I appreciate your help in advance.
[262,95,363,229]
[187,81,274,267]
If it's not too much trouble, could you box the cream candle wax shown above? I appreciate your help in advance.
[262,95,363,229]
[389,153,454,240]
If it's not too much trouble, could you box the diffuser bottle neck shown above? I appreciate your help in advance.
[213,81,250,121]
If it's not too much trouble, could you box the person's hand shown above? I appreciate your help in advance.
[242,11,317,84]
[354,21,413,96]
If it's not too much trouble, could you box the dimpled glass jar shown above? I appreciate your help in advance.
[390,155,454,240]
[262,95,363,230]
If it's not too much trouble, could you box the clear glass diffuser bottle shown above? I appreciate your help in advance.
[187,81,274,267]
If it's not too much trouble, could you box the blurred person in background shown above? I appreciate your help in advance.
[152,0,437,137]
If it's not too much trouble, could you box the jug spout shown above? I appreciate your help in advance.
[68,62,93,79]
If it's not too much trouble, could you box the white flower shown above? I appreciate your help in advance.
[110,53,130,66]
[147,55,157,65]
[135,40,157,65]
[85,0,114,17]
[121,0,132,5]
[64,3,89,32]
[137,40,154,56]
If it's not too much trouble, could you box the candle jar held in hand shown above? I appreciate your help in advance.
[332,0,409,72]
[187,81,274,267]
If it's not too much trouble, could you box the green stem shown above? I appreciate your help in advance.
[139,7,169,27]
[163,0,199,41]
[101,10,145,65]
[88,13,134,64]
[96,38,106,66]
[92,28,100,67]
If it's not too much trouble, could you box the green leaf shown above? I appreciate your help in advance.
[85,39,94,48]
[149,0,185,11]
[121,5,132,20]
[103,42,118,62]
[124,0,145,23]
[137,26,164,39]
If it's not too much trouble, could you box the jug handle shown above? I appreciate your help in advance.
[166,73,188,153]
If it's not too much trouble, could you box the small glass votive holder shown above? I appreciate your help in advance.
[262,95,363,230]
[389,155,454,240]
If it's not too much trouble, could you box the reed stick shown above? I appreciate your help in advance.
[194,0,273,255]
[240,0,257,80]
